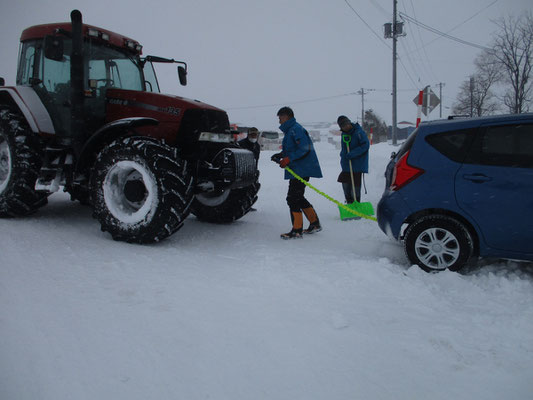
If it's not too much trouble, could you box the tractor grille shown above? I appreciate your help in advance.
[212,148,257,188]
[178,108,230,140]
[231,148,257,187]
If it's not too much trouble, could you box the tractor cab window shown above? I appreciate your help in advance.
[17,41,39,85]
[143,61,160,93]
[18,39,72,94]
[18,39,73,135]
[40,38,73,135]
[87,45,143,93]
[41,40,71,96]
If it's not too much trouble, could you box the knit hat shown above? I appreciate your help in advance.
[337,115,351,127]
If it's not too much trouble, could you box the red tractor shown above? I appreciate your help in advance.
[0,10,259,243]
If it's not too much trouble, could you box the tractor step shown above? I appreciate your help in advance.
[35,147,73,192]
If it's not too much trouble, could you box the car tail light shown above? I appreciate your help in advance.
[390,150,424,191]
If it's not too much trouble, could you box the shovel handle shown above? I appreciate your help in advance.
[345,140,357,201]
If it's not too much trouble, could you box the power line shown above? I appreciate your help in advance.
[397,1,427,84]
[422,0,499,49]
[398,40,423,83]
[226,91,360,110]
[406,0,439,83]
[226,88,417,111]
[397,7,423,80]
[366,0,389,17]
[399,12,492,51]
[397,54,420,89]
[343,0,391,50]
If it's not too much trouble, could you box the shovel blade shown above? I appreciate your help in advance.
[339,201,375,220]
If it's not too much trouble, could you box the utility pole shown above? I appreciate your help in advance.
[356,88,375,127]
[392,0,398,145]
[384,0,404,144]
[437,82,445,118]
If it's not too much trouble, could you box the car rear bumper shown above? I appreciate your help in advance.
[377,190,411,241]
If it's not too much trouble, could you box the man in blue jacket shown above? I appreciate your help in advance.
[337,115,369,204]
[271,107,323,239]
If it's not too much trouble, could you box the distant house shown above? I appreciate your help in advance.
[387,121,416,141]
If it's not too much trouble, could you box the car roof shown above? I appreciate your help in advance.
[417,113,533,135]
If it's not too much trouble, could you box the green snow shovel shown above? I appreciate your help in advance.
[284,166,377,222]
[339,134,374,221]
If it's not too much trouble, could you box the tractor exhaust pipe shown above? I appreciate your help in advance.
[70,9,84,140]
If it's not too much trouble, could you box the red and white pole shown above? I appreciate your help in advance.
[415,89,423,127]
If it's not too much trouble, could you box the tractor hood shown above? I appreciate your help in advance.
[105,89,226,123]
[104,89,231,145]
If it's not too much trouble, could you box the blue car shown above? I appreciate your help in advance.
[377,114,533,272]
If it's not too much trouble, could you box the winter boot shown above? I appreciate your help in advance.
[280,229,303,239]
[303,221,322,234]
[302,206,322,234]
[281,211,303,239]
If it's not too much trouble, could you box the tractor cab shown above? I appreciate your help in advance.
[17,21,186,139]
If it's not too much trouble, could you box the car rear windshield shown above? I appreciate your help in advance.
[425,128,477,163]
[396,128,418,159]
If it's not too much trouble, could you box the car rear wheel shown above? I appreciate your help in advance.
[404,215,473,272]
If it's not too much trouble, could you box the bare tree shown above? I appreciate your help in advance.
[491,13,533,113]
[452,50,501,116]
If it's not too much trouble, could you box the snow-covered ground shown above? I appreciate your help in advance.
[1,133,532,400]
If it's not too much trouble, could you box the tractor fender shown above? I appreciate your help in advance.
[0,86,55,134]
[76,117,159,173]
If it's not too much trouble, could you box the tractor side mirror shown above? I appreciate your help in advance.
[44,35,64,61]
[0,77,5,86]
[178,66,187,86]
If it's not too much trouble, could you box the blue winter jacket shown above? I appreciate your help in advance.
[280,118,323,180]
[340,122,369,173]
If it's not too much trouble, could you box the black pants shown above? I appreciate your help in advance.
[286,178,312,212]
[342,172,362,203]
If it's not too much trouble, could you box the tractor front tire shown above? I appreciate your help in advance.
[0,106,48,217]
[91,137,194,243]
[191,179,260,223]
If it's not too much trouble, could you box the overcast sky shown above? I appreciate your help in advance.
[1,0,532,130]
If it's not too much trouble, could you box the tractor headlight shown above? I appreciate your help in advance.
[198,132,233,143]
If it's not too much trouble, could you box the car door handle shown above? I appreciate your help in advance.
[462,174,492,183]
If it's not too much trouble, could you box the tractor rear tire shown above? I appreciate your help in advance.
[0,106,48,217]
[91,137,194,243]
[191,179,260,223]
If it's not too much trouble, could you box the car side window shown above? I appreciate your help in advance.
[466,124,533,168]
[425,129,476,163]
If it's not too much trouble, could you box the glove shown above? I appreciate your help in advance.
[271,152,283,163]
[279,157,290,168]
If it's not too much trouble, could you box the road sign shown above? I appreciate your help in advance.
[413,86,440,116]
